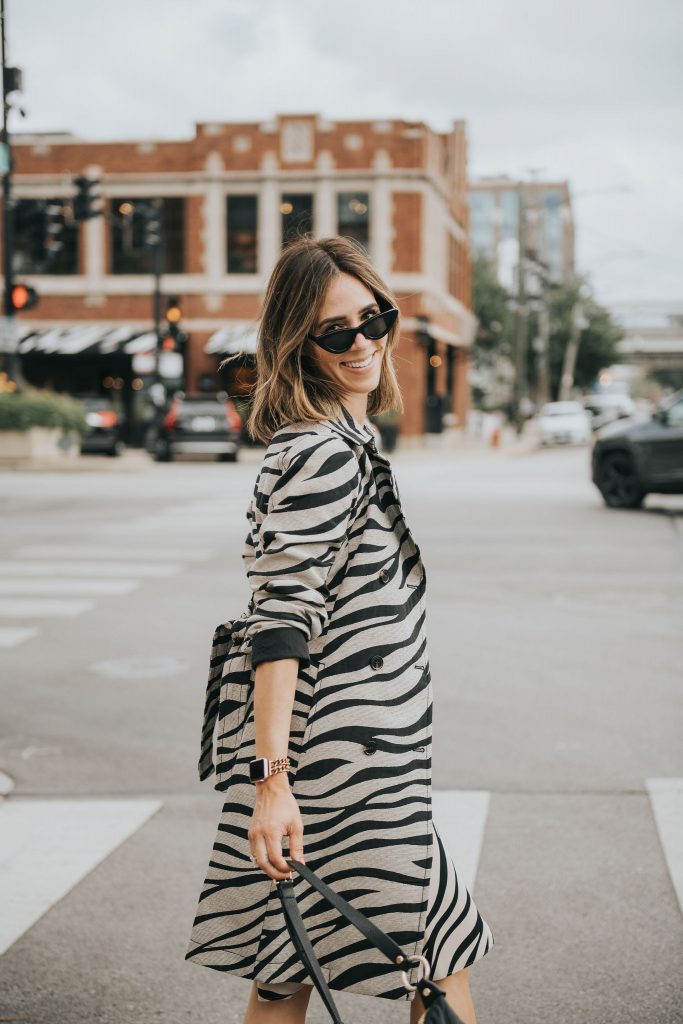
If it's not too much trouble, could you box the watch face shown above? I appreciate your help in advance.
[249,757,268,782]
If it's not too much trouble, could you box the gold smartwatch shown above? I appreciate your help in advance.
[248,755,291,783]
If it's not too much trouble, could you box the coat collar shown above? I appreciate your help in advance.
[322,402,377,450]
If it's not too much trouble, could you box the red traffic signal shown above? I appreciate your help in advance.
[10,283,39,312]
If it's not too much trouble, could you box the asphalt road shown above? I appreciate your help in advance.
[0,440,681,1024]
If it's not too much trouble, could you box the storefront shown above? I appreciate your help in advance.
[204,323,257,433]
[16,324,186,447]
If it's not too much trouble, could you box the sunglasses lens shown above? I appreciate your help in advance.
[324,330,356,354]
[363,310,395,340]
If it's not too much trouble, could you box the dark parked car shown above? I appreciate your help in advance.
[79,397,125,457]
[147,392,242,462]
[591,389,683,508]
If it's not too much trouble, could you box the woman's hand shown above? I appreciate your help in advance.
[248,773,306,881]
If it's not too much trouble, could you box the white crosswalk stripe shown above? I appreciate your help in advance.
[0,626,39,648]
[0,797,162,955]
[0,560,182,577]
[15,544,215,561]
[432,789,492,893]
[0,579,139,596]
[0,495,241,645]
[0,597,95,617]
[0,783,680,963]
[0,789,491,957]
[646,778,683,916]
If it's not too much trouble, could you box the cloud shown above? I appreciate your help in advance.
[10,0,683,301]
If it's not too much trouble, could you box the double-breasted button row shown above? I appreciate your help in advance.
[369,655,383,670]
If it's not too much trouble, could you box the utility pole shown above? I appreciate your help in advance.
[535,297,551,406]
[559,278,588,401]
[1,0,17,382]
[512,180,527,435]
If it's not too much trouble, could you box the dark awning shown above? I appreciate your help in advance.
[18,325,158,356]
[205,323,258,355]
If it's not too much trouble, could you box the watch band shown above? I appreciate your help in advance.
[249,755,291,783]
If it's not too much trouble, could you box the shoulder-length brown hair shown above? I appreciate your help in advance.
[220,235,404,444]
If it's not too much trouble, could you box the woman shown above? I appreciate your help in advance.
[185,236,494,1024]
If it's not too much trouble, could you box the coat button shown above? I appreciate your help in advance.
[363,739,377,755]
[379,569,390,583]
[369,655,383,670]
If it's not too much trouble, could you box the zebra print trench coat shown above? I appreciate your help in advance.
[185,403,443,1000]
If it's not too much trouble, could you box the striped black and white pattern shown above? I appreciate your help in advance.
[185,404,494,1002]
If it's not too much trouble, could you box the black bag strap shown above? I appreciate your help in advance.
[276,858,466,1024]
[283,858,411,966]
[277,877,345,1024]
[275,857,428,1024]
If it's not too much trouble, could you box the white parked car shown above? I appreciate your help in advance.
[537,401,592,445]
[583,392,637,429]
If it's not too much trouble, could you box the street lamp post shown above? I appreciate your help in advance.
[0,0,21,383]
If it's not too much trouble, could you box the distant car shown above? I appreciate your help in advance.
[583,392,637,430]
[591,389,683,508]
[147,392,242,462]
[79,397,125,457]
[537,401,592,445]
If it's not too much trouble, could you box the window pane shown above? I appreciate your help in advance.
[227,195,258,273]
[281,193,313,247]
[111,197,185,274]
[12,199,79,275]
[468,192,495,256]
[541,189,564,282]
[337,192,370,251]
[500,191,518,241]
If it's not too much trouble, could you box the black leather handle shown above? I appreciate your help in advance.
[276,866,466,1024]
[277,878,344,1024]
[284,857,413,968]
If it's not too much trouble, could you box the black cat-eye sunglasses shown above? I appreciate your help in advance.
[308,306,399,354]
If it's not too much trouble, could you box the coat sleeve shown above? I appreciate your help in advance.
[242,434,361,670]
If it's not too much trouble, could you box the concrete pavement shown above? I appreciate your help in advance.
[0,444,681,1024]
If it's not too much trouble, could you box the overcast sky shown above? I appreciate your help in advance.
[10,0,683,308]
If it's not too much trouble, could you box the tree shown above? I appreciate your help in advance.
[472,253,624,409]
[544,279,624,399]
[471,254,516,409]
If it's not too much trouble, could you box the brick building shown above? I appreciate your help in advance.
[4,113,475,444]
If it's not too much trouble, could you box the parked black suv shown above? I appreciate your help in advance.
[146,392,242,462]
[591,389,683,508]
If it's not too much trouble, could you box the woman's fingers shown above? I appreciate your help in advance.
[265,831,293,877]
[250,835,272,875]
[287,822,306,865]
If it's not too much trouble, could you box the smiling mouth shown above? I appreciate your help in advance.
[340,351,376,369]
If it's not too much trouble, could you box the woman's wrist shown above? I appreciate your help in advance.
[254,772,291,794]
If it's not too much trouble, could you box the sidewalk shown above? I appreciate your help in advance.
[0,425,540,472]
[394,423,540,458]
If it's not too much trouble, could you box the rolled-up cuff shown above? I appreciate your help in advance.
[251,627,311,669]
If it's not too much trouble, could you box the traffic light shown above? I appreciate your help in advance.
[142,201,162,249]
[10,283,39,312]
[166,297,182,327]
[73,176,102,222]
[44,202,65,259]
[162,297,186,352]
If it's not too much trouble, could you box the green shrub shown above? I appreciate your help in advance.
[0,389,88,436]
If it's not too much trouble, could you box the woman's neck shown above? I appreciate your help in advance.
[341,398,367,430]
